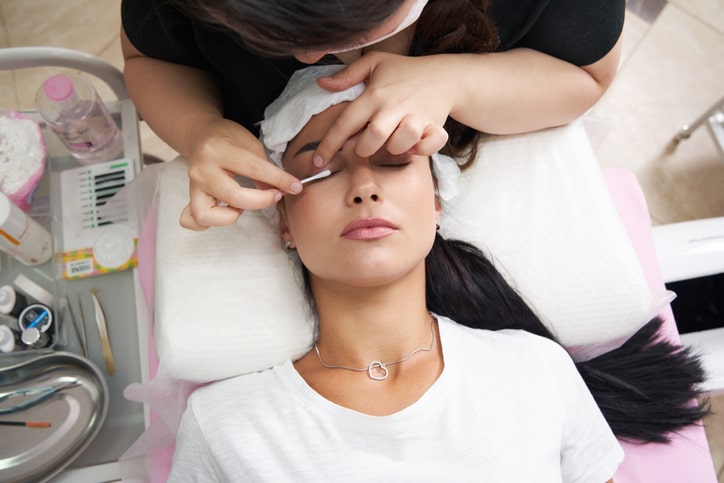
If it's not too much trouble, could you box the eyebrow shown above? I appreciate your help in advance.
[293,141,321,158]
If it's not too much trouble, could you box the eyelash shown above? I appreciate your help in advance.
[377,162,411,169]
[301,160,412,185]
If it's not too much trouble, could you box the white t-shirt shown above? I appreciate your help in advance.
[169,316,623,482]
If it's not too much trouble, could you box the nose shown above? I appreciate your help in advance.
[340,136,382,205]
[346,163,381,205]
[353,193,379,204]
[294,50,328,64]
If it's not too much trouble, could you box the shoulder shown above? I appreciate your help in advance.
[187,362,291,417]
[440,315,568,357]
[438,316,577,383]
[490,0,625,65]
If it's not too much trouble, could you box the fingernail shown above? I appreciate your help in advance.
[274,191,283,203]
[290,182,303,194]
[313,155,325,168]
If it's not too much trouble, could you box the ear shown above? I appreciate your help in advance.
[434,192,442,227]
[277,203,296,249]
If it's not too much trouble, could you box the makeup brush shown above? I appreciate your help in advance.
[0,420,51,428]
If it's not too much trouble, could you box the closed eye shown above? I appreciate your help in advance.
[376,162,411,168]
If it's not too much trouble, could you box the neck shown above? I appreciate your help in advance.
[310,265,432,366]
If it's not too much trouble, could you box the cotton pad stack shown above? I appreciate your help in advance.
[0,110,47,211]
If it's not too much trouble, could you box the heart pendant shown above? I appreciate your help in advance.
[368,361,389,381]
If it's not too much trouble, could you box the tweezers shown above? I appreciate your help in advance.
[0,380,80,415]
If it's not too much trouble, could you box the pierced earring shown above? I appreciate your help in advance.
[284,240,293,250]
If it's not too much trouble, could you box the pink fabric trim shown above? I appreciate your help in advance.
[604,169,716,483]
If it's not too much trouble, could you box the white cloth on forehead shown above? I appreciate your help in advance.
[259,65,460,206]
[259,65,364,166]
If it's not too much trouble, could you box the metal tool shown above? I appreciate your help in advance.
[64,295,88,358]
[0,380,79,415]
[89,288,115,376]
[75,294,89,358]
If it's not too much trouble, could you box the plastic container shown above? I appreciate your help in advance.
[35,74,122,164]
[18,303,53,333]
[21,327,49,349]
[0,109,46,211]
[0,191,53,266]
[0,284,28,316]
[0,325,22,353]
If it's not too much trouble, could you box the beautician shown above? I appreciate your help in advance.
[121,0,624,230]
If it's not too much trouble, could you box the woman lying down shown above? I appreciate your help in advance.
[168,66,707,482]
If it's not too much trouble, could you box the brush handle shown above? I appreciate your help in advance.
[0,420,51,427]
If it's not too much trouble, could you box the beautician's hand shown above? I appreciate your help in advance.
[179,118,302,230]
[313,52,451,166]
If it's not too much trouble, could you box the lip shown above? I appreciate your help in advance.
[341,217,399,240]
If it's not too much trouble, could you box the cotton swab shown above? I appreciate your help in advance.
[300,169,332,184]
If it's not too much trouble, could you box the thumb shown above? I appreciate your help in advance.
[316,57,373,92]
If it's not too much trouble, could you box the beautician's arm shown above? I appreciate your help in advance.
[120,27,300,229]
[313,36,621,161]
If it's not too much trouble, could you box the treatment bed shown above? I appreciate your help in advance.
[121,119,718,482]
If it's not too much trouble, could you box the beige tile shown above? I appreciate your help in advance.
[620,10,649,67]
[2,0,121,53]
[636,127,724,225]
[669,0,724,34]
[94,34,125,102]
[591,4,724,225]
[703,391,724,482]
[0,8,19,110]
[3,0,121,109]
[139,122,179,163]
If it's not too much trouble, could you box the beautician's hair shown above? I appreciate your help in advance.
[410,0,499,165]
[170,0,497,165]
[170,0,403,55]
[425,235,709,443]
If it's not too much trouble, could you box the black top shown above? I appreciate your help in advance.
[121,0,624,135]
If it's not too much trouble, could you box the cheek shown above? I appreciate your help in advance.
[283,195,322,243]
[401,175,438,218]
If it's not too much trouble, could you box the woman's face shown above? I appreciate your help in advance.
[278,102,440,288]
[293,0,421,64]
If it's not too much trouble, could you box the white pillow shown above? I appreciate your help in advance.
[154,161,314,381]
[154,120,652,382]
[440,120,651,347]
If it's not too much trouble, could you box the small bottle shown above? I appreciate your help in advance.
[21,327,50,349]
[0,192,53,266]
[36,74,122,164]
[0,325,22,353]
[0,285,28,316]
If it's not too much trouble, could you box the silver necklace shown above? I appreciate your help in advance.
[313,317,436,381]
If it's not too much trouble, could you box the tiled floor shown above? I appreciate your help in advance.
[1,1,722,480]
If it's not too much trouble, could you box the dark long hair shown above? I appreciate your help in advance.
[171,0,497,164]
[410,0,498,165]
[425,234,709,443]
[170,0,403,56]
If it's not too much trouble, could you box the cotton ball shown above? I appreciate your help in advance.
[0,112,46,206]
